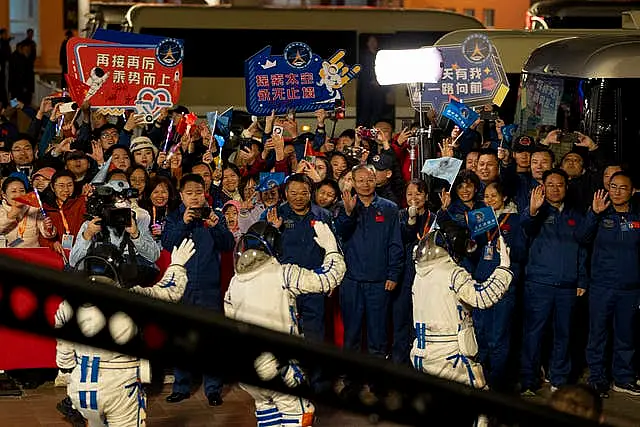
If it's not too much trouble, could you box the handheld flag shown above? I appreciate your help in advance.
[184,112,198,136]
[256,172,285,192]
[421,157,463,186]
[215,107,233,138]
[442,99,479,131]
[92,156,114,184]
[206,111,218,151]
[14,192,41,208]
[163,118,175,152]
[467,207,499,238]
[304,138,324,162]
[501,124,517,145]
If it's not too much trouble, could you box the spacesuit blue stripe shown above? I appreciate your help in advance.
[80,356,89,383]
[258,419,284,427]
[256,408,279,415]
[89,391,98,410]
[256,412,282,421]
[78,391,88,409]
[90,357,100,383]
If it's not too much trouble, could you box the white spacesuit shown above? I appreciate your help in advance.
[410,228,513,390]
[55,239,196,427]
[84,67,110,102]
[224,221,346,427]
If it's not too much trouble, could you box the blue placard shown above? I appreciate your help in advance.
[244,43,360,116]
[411,34,509,116]
[467,206,499,238]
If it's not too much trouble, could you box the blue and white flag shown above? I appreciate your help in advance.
[216,107,233,138]
[256,172,285,192]
[442,99,479,130]
[421,157,463,185]
[467,206,498,238]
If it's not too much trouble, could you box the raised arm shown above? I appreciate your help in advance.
[451,235,513,309]
[283,222,346,296]
[132,239,195,302]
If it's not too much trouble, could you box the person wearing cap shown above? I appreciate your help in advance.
[130,136,159,174]
[511,136,534,175]
[69,178,160,268]
[63,150,94,198]
[560,142,602,213]
[370,152,402,206]
[31,166,55,192]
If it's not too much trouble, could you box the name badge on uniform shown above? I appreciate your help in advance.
[61,233,74,250]
[375,211,385,223]
[8,238,23,247]
[483,244,494,260]
[284,220,295,229]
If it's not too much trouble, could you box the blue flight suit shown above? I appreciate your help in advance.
[519,203,588,390]
[335,195,404,357]
[472,209,526,392]
[576,207,640,387]
[514,174,539,215]
[446,198,485,229]
[162,205,235,398]
[261,203,333,342]
[393,209,435,365]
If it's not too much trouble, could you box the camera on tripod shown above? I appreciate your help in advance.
[85,184,139,229]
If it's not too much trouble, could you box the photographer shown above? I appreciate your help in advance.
[162,173,235,406]
[68,179,159,267]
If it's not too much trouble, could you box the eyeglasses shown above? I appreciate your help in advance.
[101,131,119,139]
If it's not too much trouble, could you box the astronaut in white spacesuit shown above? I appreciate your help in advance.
[54,238,196,427]
[410,223,513,390]
[224,220,346,427]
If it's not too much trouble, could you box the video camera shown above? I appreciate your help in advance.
[327,100,345,121]
[85,184,139,229]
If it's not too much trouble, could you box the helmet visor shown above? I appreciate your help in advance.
[234,232,276,274]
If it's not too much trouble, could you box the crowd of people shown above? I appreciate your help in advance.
[0,83,637,425]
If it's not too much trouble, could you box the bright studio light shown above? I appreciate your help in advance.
[375,48,444,85]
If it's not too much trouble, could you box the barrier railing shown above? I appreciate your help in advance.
[0,253,606,427]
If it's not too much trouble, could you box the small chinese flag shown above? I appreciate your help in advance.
[304,139,325,159]
[14,192,40,208]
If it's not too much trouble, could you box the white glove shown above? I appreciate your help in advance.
[313,221,338,253]
[497,235,511,269]
[54,300,74,328]
[281,361,305,388]
[108,311,138,345]
[76,305,106,337]
[171,239,196,266]
[254,352,279,381]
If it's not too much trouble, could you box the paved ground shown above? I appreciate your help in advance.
[0,381,639,426]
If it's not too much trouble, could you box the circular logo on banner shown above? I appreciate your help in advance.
[461,34,491,64]
[156,39,183,67]
[284,42,313,68]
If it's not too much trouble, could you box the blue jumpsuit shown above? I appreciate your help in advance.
[472,209,526,392]
[261,203,334,342]
[519,203,588,391]
[335,195,403,357]
[162,205,235,398]
[576,207,640,388]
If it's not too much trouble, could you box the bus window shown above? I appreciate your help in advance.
[139,27,357,78]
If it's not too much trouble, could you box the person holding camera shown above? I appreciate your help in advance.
[162,173,235,407]
[68,180,160,268]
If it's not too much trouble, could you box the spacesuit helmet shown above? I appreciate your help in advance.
[234,221,282,274]
[413,220,477,266]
